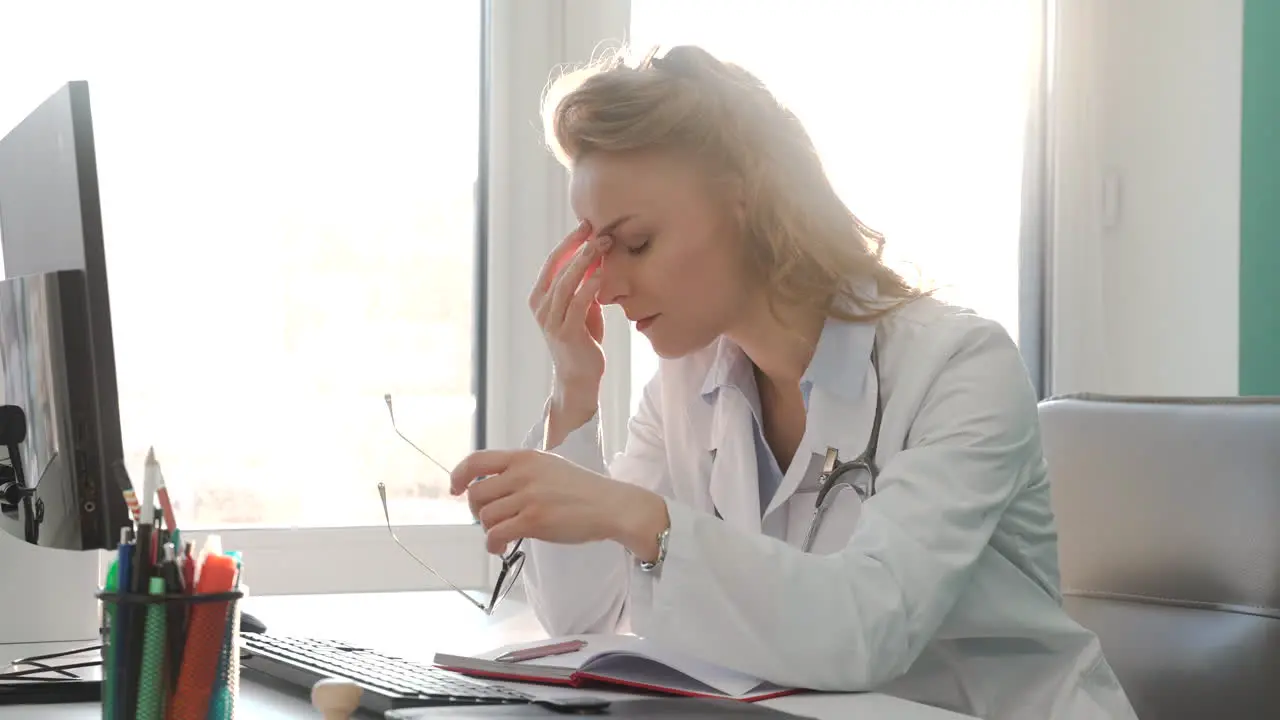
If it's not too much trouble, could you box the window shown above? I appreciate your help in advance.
[0,0,1041,594]
[1,2,488,593]
[627,0,1039,412]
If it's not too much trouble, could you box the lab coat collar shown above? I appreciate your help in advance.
[698,336,754,404]
[803,317,877,400]
[697,316,879,530]
[763,362,880,519]
[704,388,764,534]
[698,315,877,404]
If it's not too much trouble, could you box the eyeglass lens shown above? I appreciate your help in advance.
[490,552,526,611]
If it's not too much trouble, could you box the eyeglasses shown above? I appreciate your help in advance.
[0,644,101,681]
[380,393,525,616]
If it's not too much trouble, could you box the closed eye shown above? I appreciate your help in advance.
[625,235,652,255]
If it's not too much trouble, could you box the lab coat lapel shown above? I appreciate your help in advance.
[762,354,879,520]
[705,388,763,534]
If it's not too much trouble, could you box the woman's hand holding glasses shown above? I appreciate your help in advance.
[450,449,669,564]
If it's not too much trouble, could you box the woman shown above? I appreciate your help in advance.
[450,46,1136,720]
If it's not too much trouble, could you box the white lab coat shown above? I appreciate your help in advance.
[519,295,1137,720]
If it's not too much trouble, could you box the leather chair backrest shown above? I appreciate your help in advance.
[1038,394,1280,720]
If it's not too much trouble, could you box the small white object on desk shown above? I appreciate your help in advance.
[311,678,362,720]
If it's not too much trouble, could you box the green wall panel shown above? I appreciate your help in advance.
[1241,0,1280,394]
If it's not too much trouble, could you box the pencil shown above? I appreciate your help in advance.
[110,460,141,523]
[153,451,178,532]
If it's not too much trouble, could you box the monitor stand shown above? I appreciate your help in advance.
[0,530,99,647]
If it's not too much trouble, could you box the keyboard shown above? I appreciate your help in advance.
[239,633,535,716]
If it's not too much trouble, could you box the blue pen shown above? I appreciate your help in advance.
[114,528,135,720]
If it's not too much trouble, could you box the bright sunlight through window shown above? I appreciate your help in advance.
[0,3,481,529]
[628,0,1036,414]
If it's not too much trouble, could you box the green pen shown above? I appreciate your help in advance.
[135,576,167,720]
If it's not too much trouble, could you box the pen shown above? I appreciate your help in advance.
[161,543,186,690]
[113,528,135,720]
[152,506,163,563]
[208,550,243,720]
[495,639,588,663]
[181,541,196,596]
[125,448,161,716]
[135,576,167,720]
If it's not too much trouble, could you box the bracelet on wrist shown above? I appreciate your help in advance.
[635,525,670,573]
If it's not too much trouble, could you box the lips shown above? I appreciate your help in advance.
[634,315,658,332]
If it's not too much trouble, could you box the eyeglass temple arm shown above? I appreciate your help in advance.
[385,394,451,475]
[12,645,102,665]
[377,483,489,613]
[0,661,99,680]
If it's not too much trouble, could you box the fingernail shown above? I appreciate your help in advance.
[598,236,613,250]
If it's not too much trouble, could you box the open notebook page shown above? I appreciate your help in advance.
[471,633,631,669]
[472,634,775,698]
[581,648,778,698]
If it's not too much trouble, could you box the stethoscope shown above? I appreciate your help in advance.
[801,337,882,553]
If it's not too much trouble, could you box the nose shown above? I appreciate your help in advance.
[594,253,628,306]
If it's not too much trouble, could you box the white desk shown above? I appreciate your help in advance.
[0,591,975,719]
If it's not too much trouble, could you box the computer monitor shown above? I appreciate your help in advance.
[0,81,130,551]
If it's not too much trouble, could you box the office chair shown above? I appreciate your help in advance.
[1038,394,1280,720]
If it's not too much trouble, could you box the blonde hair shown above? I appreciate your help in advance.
[542,44,923,324]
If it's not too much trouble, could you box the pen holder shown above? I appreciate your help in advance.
[97,589,245,720]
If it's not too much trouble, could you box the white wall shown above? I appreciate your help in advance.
[0,533,99,645]
[1050,0,1243,396]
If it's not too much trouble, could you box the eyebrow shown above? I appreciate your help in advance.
[595,214,635,238]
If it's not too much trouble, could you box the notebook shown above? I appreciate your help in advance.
[432,634,798,702]
[386,697,812,718]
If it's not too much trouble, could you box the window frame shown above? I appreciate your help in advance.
[480,0,634,582]
[1022,0,1054,399]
